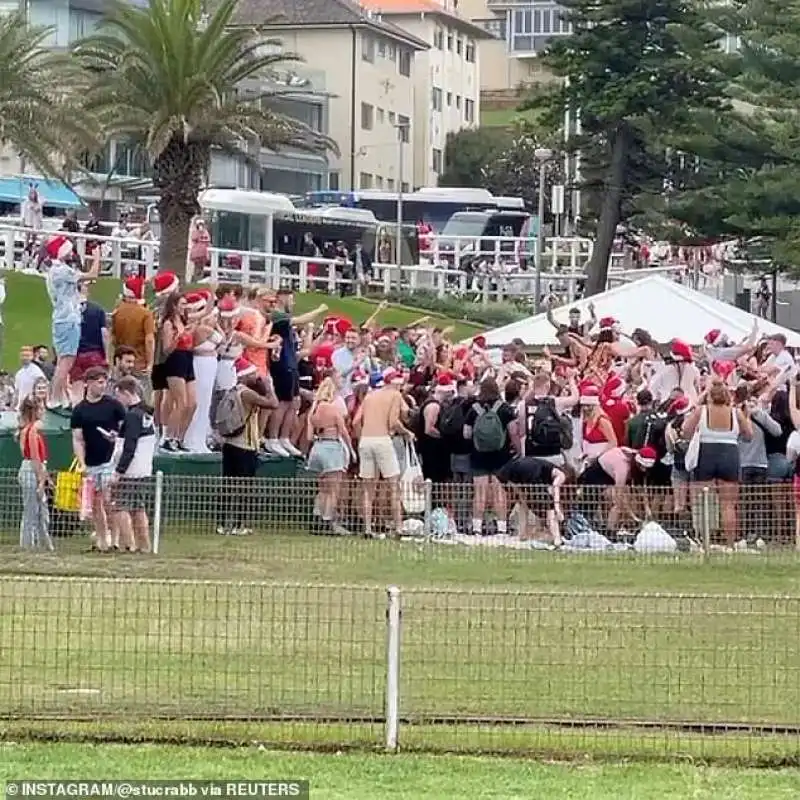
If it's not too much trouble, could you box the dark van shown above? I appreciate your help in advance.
[438,210,530,267]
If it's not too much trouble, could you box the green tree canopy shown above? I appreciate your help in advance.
[0,13,95,180]
[525,0,728,295]
[70,0,335,276]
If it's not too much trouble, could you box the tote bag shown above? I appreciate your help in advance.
[400,440,425,515]
[54,459,81,513]
[683,407,704,474]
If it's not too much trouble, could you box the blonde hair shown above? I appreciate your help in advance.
[314,377,337,405]
[708,377,730,406]
[18,395,42,428]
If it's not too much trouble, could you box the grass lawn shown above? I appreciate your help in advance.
[1,273,481,371]
[480,107,540,128]
[1,743,800,800]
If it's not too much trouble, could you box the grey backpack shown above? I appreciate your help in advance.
[471,401,507,453]
[215,387,248,438]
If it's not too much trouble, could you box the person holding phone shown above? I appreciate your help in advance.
[70,366,126,552]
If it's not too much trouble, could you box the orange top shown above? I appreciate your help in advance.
[237,308,268,377]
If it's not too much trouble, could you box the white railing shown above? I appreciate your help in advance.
[0,223,681,306]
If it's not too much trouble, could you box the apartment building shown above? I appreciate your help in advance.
[249,0,429,193]
[459,0,569,92]
[357,0,492,187]
[0,0,332,203]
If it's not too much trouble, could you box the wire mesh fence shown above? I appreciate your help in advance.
[1,467,798,567]
[2,577,799,762]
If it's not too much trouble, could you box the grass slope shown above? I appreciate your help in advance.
[1,743,799,800]
[1,273,481,371]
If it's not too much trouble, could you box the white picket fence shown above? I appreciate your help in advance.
[0,223,681,305]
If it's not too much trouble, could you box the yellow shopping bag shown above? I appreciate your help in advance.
[54,459,82,513]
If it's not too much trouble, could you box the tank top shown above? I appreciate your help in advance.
[21,424,48,461]
[698,405,739,445]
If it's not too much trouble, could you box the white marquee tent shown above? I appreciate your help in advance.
[479,275,800,348]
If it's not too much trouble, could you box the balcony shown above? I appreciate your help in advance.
[508,4,573,55]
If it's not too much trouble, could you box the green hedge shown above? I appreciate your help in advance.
[375,290,529,329]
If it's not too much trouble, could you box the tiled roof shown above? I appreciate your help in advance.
[234,0,430,48]
[358,0,495,38]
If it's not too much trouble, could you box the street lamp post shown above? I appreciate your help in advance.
[533,147,553,313]
[395,122,409,266]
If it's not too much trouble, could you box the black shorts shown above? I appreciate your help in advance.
[646,462,672,488]
[151,363,168,392]
[163,350,195,382]
[578,461,615,487]
[111,477,152,512]
[272,370,299,402]
[693,443,740,483]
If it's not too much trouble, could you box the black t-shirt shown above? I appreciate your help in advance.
[71,396,127,467]
[496,457,555,486]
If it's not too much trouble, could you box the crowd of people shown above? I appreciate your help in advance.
[12,229,800,550]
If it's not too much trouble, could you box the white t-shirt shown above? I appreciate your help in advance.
[14,362,45,409]
[786,430,800,461]
[764,350,795,388]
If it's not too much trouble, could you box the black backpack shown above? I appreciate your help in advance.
[438,398,467,439]
[526,397,573,451]
[641,410,669,459]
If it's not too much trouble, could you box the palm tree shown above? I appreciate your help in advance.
[0,12,95,180]
[71,0,335,276]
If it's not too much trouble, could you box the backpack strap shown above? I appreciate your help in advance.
[491,400,503,412]
[472,403,484,417]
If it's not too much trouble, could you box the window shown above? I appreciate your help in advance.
[455,95,461,109]
[513,10,532,34]
[447,31,453,50]
[388,43,397,60]
[361,102,374,130]
[432,87,443,112]
[378,39,386,58]
[447,91,452,107]
[388,111,396,125]
[360,172,373,189]
[377,107,385,124]
[456,37,463,55]
[465,99,474,123]
[387,178,395,190]
[399,49,411,76]
[362,35,375,62]
[465,40,476,62]
[375,175,384,189]
[401,182,410,193]
[398,115,411,142]
[432,148,443,174]
[264,98,324,132]
[433,28,444,49]
[329,172,340,191]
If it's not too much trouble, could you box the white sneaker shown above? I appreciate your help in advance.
[733,539,749,552]
[264,439,291,457]
[279,438,302,457]
[216,526,228,536]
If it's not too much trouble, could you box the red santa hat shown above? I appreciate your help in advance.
[578,378,599,395]
[376,330,394,345]
[197,288,213,305]
[153,271,179,297]
[183,292,205,316]
[218,296,239,319]
[382,367,405,386]
[668,396,691,416]
[472,335,487,350]
[235,357,257,379]
[602,374,626,400]
[45,235,73,262]
[579,385,601,406]
[453,345,469,361]
[335,318,354,337]
[704,328,723,346]
[635,446,658,469]
[122,276,145,303]
[323,316,339,336]
[312,343,335,370]
[435,372,457,394]
[670,340,693,363]
[712,359,736,381]
[598,316,618,331]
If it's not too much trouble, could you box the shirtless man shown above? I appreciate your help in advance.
[353,368,413,537]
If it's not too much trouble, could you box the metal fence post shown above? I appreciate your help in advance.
[701,486,711,558]
[423,479,432,539]
[152,470,164,555]
[385,585,402,753]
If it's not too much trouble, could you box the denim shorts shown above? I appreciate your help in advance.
[85,462,115,491]
[307,439,348,474]
[52,320,80,358]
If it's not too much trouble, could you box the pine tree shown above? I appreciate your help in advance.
[525,0,727,295]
